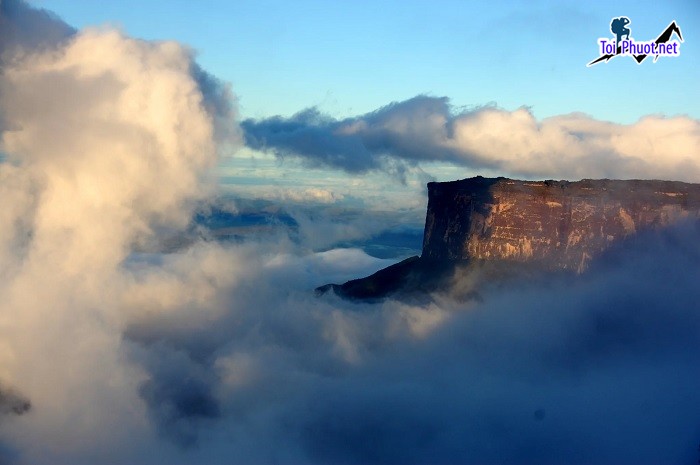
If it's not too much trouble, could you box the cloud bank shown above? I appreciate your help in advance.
[122,221,700,465]
[0,0,74,62]
[0,1,237,462]
[242,95,700,182]
[0,2,698,465]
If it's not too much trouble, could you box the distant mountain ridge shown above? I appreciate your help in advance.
[318,176,700,300]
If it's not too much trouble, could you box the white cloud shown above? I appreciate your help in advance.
[0,13,238,461]
[243,96,700,182]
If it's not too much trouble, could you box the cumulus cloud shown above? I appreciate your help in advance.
[242,95,700,182]
[0,0,75,134]
[119,221,700,465]
[0,0,74,63]
[0,1,238,461]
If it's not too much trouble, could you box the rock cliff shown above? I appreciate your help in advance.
[318,176,700,300]
[422,176,700,272]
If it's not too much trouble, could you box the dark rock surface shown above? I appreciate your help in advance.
[317,176,700,300]
[423,176,700,272]
[315,256,454,301]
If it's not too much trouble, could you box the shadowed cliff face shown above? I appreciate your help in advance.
[317,176,700,301]
[422,177,700,272]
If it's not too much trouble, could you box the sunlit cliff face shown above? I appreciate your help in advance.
[421,177,700,271]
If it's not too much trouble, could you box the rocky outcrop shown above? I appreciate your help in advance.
[422,176,700,272]
[317,176,700,300]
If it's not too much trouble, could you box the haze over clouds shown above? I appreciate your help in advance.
[0,1,698,464]
[243,96,700,182]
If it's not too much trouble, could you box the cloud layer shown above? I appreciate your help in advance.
[123,221,700,465]
[243,95,700,182]
[0,0,74,63]
[0,1,237,461]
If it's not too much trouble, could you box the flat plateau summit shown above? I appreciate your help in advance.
[318,176,700,300]
[422,176,700,272]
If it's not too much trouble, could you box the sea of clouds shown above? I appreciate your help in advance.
[0,1,699,464]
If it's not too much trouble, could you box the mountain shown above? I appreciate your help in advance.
[422,176,700,271]
[317,176,700,300]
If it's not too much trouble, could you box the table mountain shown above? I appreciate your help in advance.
[318,176,700,300]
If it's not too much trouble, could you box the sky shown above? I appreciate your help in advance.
[26,0,700,219]
[1,1,700,464]
[30,0,700,218]
[32,0,700,123]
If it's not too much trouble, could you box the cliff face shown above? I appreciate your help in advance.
[422,177,700,272]
[317,176,700,301]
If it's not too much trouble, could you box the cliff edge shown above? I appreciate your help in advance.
[318,176,700,300]
[422,176,700,272]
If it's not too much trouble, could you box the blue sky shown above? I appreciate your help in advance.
[25,0,700,217]
[33,0,699,123]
